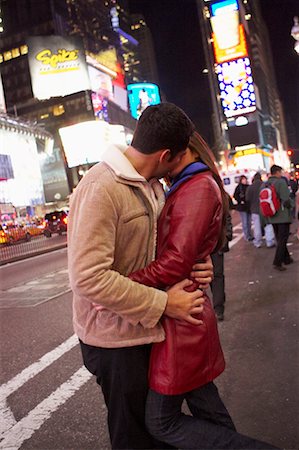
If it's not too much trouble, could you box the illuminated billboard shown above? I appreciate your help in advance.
[216,57,256,117]
[127,83,161,119]
[0,129,45,206]
[212,25,248,63]
[59,121,127,168]
[209,0,248,63]
[27,36,90,100]
[0,73,6,113]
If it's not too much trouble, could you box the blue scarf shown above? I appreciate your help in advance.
[166,162,209,198]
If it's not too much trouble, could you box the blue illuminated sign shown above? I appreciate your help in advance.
[216,57,256,118]
[127,83,161,120]
[211,0,239,16]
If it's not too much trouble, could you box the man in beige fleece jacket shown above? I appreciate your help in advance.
[68,103,212,449]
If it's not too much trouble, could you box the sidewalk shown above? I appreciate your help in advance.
[215,223,299,449]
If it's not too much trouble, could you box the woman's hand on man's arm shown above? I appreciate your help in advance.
[190,255,214,290]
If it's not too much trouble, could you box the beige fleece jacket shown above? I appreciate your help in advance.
[68,144,167,348]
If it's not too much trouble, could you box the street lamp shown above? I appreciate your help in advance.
[291,16,299,54]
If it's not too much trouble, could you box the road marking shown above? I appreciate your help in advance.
[0,334,78,402]
[230,232,243,248]
[0,334,79,443]
[0,367,92,450]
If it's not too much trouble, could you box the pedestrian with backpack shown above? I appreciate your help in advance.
[261,165,294,271]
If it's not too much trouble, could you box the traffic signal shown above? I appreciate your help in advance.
[287,149,294,157]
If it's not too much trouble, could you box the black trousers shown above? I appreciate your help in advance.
[211,252,225,314]
[80,340,173,450]
[272,223,291,266]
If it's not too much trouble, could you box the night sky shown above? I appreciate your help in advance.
[128,0,299,149]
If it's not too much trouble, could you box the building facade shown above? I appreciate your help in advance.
[197,0,290,172]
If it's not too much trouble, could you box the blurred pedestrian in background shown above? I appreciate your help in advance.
[211,192,233,321]
[289,172,298,219]
[246,172,264,248]
[233,175,253,241]
[266,165,294,271]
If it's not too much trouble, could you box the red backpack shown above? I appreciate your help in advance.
[259,183,280,217]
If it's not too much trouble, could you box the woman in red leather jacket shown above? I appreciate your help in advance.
[129,132,277,449]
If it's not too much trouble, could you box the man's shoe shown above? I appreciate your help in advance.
[284,257,294,265]
[273,265,287,271]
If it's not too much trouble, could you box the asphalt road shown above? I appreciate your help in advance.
[0,217,298,450]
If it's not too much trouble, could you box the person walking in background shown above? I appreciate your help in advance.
[68,103,212,450]
[289,171,298,219]
[233,175,253,241]
[211,192,233,321]
[246,172,263,248]
[246,172,275,248]
[267,164,294,271]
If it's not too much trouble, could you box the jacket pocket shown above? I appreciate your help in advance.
[122,208,149,223]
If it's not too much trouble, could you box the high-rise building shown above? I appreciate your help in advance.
[130,14,159,85]
[197,0,290,172]
[0,0,138,198]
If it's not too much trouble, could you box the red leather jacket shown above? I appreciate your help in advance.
[130,171,225,395]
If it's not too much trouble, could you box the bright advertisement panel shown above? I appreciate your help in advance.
[0,129,45,206]
[127,83,161,119]
[88,65,113,100]
[216,57,256,118]
[0,73,6,113]
[212,25,247,63]
[209,0,248,63]
[59,121,127,168]
[37,141,69,203]
[27,36,90,100]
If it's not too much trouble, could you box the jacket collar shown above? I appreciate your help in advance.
[102,144,146,183]
[167,162,208,197]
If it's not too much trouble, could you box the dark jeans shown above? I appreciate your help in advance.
[272,223,291,266]
[211,252,225,315]
[146,383,278,449]
[80,340,174,450]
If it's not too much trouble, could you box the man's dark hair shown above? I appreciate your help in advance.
[253,172,262,181]
[270,164,283,175]
[131,103,195,157]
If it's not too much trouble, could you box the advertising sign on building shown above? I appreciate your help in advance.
[216,57,256,117]
[37,141,70,203]
[59,121,127,168]
[0,128,45,206]
[0,73,6,113]
[127,83,161,120]
[210,0,248,63]
[27,36,90,100]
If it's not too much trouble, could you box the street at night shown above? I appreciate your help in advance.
[0,0,298,449]
[0,215,298,449]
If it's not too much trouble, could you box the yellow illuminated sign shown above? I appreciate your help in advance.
[235,148,271,158]
[212,25,248,64]
[36,48,79,69]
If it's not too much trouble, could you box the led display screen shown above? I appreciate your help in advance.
[216,57,256,117]
[212,25,248,63]
[59,121,127,168]
[127,83,161,120]
[210,0,239,16]
[28,36,90,100]
[0,129,45,206]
